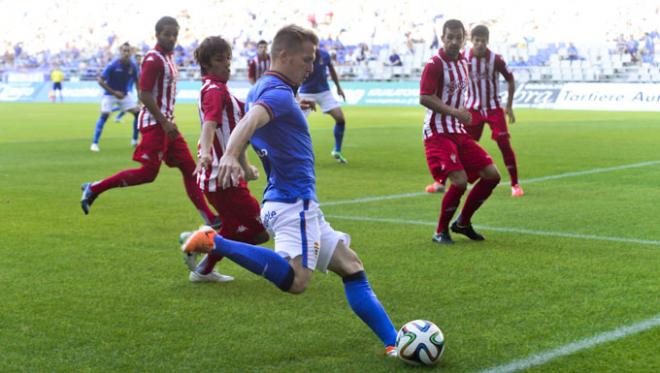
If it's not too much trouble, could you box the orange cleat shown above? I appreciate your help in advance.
[425,181,445,193]
[181,226,218,254]
[385,345,398,357]
[511,184,524,197]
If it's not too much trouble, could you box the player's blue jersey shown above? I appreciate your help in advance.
[299,49,331,94]
[101,59,139,96]
[246,71,317,203]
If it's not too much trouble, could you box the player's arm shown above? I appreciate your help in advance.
[505,75,516,124]
[327,61,345,101]
[420,94,471,124]
[97,76,124,99]
[238,147,259,181]
[194,120,218,176]
[217,105,271,188]
[497,56,516,124]
[139,57,178,139]
[139,91,177,138]
[419,60,471,124]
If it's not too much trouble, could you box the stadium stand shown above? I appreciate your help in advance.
[2,0,659,82]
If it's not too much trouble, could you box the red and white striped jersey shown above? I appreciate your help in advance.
[465,48,514,110]
[197,75,245,192]
[137,45,177,130]
[420,49,470,138]
[247,55,270,82]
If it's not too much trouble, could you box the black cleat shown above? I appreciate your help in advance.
[432,230,454,245]
[450,221,485,241]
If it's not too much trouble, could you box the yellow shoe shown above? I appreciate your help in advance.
[181,226,217,254]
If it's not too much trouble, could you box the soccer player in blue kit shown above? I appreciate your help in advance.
[298,44,349,163]
[182,25,398,357]
[90,42,140,151]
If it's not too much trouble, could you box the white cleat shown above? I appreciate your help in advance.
[90,143,100,152]
[189,271,234,283]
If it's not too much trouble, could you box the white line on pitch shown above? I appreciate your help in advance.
[477,314,660,373]
[320,160,660,207]
[324,215,660,247]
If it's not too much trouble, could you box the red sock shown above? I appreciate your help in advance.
[201,252,222,274]
[437,184,466,233]
[496,137,519,186]
[178,160,218,226]
[90,165,159,195]
[459,177,499,225]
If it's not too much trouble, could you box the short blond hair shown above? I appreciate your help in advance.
[271,24,319,60]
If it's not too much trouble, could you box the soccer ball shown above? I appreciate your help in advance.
[395,320,445,366]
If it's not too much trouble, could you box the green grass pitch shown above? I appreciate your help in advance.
[1,103,659,372]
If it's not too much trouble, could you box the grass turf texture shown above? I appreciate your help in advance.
[1,103,659,372]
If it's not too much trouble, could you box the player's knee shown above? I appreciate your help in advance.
[482,166,501,182]
[141,165,160,182]
[330,241,364,277]
[448,173,468,189]
[252,231,270,245]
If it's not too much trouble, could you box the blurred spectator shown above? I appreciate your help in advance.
[566,43,579,60]
[388,51,402,66]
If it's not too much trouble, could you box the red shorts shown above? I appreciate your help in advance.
[424,133,494,183]
[132,125,196,169]
[466,108,509,141]
[205,184,266,243]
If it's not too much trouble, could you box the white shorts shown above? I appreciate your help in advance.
[261,199,350,273]
[101,93,138,113]
[299,90,341,114]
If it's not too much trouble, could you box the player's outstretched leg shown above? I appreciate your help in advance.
[80,163,160,214]
[91,113,110,151]
[327,241,398,356]
[182,227,296,292]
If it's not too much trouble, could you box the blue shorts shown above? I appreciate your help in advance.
[53,82,62,90]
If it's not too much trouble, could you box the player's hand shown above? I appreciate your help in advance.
[455,107,472,125]
[163,120,179,140]
[217,154,244,189]
[194,154,212,176]
[337,87,346,101]
[244,165,260,181]
[299,99,316,112]
[113,91,126,99]
[506,106,516,124]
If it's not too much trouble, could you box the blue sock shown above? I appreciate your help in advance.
[117,111,126,120]
[93,113,110,144]
[333,121,345,152]
[131,113,139,141]
[343,271,397,347]
[213,236,294,291]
